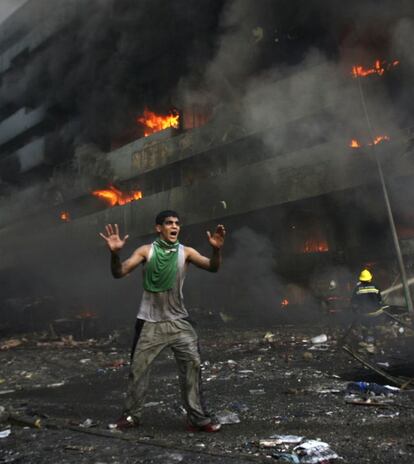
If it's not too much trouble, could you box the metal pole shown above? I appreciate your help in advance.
[357,78,414,313]
[373,149,413,312]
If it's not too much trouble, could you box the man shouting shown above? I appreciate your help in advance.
[99,210,225,432]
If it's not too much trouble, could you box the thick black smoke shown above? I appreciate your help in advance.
[1,0,414,332]
[0,0,225,152]
[1,0,413,158]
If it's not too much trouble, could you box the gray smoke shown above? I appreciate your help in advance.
[0,0,27,23]
[2,0,414,332]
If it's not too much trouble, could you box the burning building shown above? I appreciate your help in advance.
[0,0,414,327]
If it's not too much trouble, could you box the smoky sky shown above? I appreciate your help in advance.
[2,0,414,153]
[0,0,27,23]
[1,0,414,329]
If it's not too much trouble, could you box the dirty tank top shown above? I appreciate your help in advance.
[136,243,189,322]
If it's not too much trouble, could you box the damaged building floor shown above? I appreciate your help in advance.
[1,318,414,464]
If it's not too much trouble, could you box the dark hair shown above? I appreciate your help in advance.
[155,210,180,225]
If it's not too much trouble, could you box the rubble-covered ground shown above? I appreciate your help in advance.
[1,316,414,464]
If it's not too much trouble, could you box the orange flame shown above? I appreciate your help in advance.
[281,299,289,307]
[303,240,329,253]
[92,185,143,207]
[352,59,399,78]
[60,211,70,222]
[349,135,390,149]
[372,135,390,145]
[137,108,179,137]
[349,139,361,148]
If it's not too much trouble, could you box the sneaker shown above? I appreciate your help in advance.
[109,414,139,430]
[187,422,221,433]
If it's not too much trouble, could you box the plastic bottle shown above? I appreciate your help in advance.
[346,381,394,396]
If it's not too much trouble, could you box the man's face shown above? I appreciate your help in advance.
[156,216,180,243]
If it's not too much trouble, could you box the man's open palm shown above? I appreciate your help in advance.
[207,224,226,249]
[99,224,129,252]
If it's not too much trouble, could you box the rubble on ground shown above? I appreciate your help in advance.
[0,320,414,463]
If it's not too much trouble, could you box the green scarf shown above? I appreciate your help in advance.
[143,238,179,293]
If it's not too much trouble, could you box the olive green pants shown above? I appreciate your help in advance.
[124,318,211,426]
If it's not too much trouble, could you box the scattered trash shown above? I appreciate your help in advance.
[249,389,265,395]
[308,344,329,351]
[257,435,339,463]
[0,428,11,438]
[9,413,42,428]
[346,382,399,396]
[264,332,276,343]
[144,401,163,407]
[47,381,65,388]
[107,359,128,369]
[0,389,16,395]
[293,440,340,463]
[228,401,249,412]
[311,334,328,344]
[269,435,304,445]
[377,412,400,418]
[377,361,390,368]
[345,396,393,406]
[65,445,95,452]
[260,438,283,448]
[271,452,300,463]
[1,320,413,461]
[216,410,240,425]
[0,339,23,350]
[79,418,96,428]
[316,388,341,394]
[359,343,376,354]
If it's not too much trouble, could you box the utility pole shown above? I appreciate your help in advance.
[357,78,413,313]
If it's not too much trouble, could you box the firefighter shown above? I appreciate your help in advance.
[351,269,384,341]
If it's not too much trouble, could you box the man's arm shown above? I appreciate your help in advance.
[186,224,225,272]
[186,246,221,272]
[111,246,147,278]
[99,223,147,278]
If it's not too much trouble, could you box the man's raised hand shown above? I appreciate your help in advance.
[207,224,226,249]
[99,224,129,252]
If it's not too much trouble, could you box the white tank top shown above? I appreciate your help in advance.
[136,243,189,322]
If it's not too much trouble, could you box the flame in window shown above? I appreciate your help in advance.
[349,135,390,149]
[352,59,399,78]
[137,108,179,137]
[60,211,70,222]
[302,239,329,253]
[281,299,289,308]
[92,185,143,207]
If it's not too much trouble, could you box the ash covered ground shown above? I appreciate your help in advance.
[1,316,414,464]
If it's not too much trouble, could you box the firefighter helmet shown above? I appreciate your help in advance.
[359,269,373,282]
